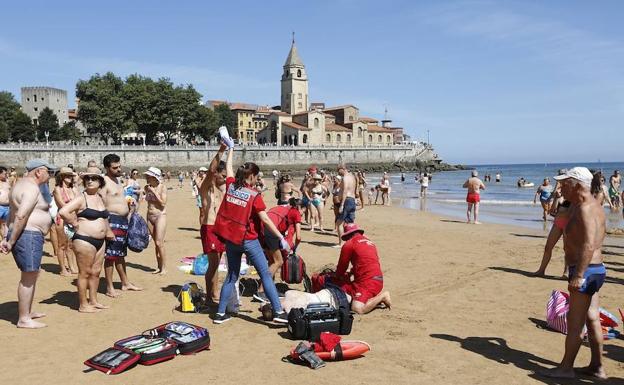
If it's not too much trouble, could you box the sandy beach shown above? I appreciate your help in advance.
[1,181,623,385]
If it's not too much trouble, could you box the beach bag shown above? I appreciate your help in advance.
[145,322,210,355]
[192,254,209,275]
[281,251,307,284]
[546,290,571,334]
[84,347,140,375]
[177,282,204,313]
[127,213,149,253]
[114,335,178,365]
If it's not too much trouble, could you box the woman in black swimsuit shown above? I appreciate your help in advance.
[59,167,112,313]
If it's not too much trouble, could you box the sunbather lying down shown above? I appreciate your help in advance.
[260,288,390,319]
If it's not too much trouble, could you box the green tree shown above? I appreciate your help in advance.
[123,74,161,144]
[0,91,21,129]
[37,107,61,141]
[213,103,235,137]
[59,121,82,142]
[0,120,9,143]
[76,72,129,143]
[10,111,36,142]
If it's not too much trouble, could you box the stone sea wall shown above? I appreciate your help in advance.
[0,144,437,170]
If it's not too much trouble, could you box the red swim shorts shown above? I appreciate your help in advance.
[466,193,481,203]
[200,224,225,254]
[341,278,383,304]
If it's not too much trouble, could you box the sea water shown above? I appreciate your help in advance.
[368,162,624,232]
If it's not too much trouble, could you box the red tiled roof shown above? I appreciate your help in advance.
[271,111,290,116]
[325,123,352,132]
[282,121,312,131]
[359,117,378,123]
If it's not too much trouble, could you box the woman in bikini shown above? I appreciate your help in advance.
[144,167,168,275]
[533,170,569,277]
[53,167,79,276]
[332,175,342,225]
[309,175,327,232]
[59,167,111,312]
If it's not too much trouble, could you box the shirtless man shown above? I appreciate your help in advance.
[0,166,11,237]
[542,167,607,380]
[300,171,316,224]
[335,164,356,247]
[609,170,621,209]
[199,144,228,303]
[1,159,57,328]
[463,170,486,224]
[101,154,141,297]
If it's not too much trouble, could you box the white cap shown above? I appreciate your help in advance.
[553,166,593,186]
[198,166,208,172]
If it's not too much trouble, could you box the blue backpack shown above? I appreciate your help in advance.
[127,213,150,253]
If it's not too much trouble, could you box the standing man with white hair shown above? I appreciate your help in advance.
[1,159,57,328]
[463,170,485,224]
[542,167,607,380]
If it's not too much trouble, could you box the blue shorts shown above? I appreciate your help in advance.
[9,230,44,272]
[337,197,356,223]
[568,264,606,296]
[0,205,9,221]
[302,196,310,207]
[196,195,202,208]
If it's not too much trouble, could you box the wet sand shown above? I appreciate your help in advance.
[1,182,623,384]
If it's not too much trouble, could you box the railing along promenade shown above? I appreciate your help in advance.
[0,142,429,152]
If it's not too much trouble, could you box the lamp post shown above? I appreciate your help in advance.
[44,130,49,146]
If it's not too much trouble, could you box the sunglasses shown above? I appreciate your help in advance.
[83,176,100,182]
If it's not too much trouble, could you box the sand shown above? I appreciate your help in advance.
[1,181,623,385]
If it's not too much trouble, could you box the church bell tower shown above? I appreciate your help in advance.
[281,34,309,115]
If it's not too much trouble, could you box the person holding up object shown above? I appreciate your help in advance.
[213,128,291,324]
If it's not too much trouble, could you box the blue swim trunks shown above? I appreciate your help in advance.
[0,205,9,221]
[568,264,606,296]
[337,197,356,223]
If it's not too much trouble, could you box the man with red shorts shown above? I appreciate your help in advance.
[199,143,228,303]
[463,170,486,224]
[334,223,391,314]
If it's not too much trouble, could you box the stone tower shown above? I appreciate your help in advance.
[281,36,308,115]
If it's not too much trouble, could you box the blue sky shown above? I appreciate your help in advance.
[1,0,622,164]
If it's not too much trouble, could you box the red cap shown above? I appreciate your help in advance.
[342,223,364,240]
[308,166,317,173]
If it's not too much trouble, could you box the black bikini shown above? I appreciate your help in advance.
[72,193,109,250]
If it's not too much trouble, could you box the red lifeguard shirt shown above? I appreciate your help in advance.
[335,233,383,283]
[225,176,267,241]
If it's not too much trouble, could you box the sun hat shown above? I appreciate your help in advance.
[553,166,593,186]
[313,174,322,180]
[341,223,364,240]
[58,166,76,176]
[26,158,57,172]
[81,167,105,186]
[144,167,163,180]
[198,166,208,172]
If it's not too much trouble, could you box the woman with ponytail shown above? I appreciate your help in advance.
[213,143,291,324]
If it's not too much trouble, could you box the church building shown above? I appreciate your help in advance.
[256,39,402,146]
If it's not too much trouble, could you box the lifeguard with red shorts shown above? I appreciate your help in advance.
[334,223,391,314]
